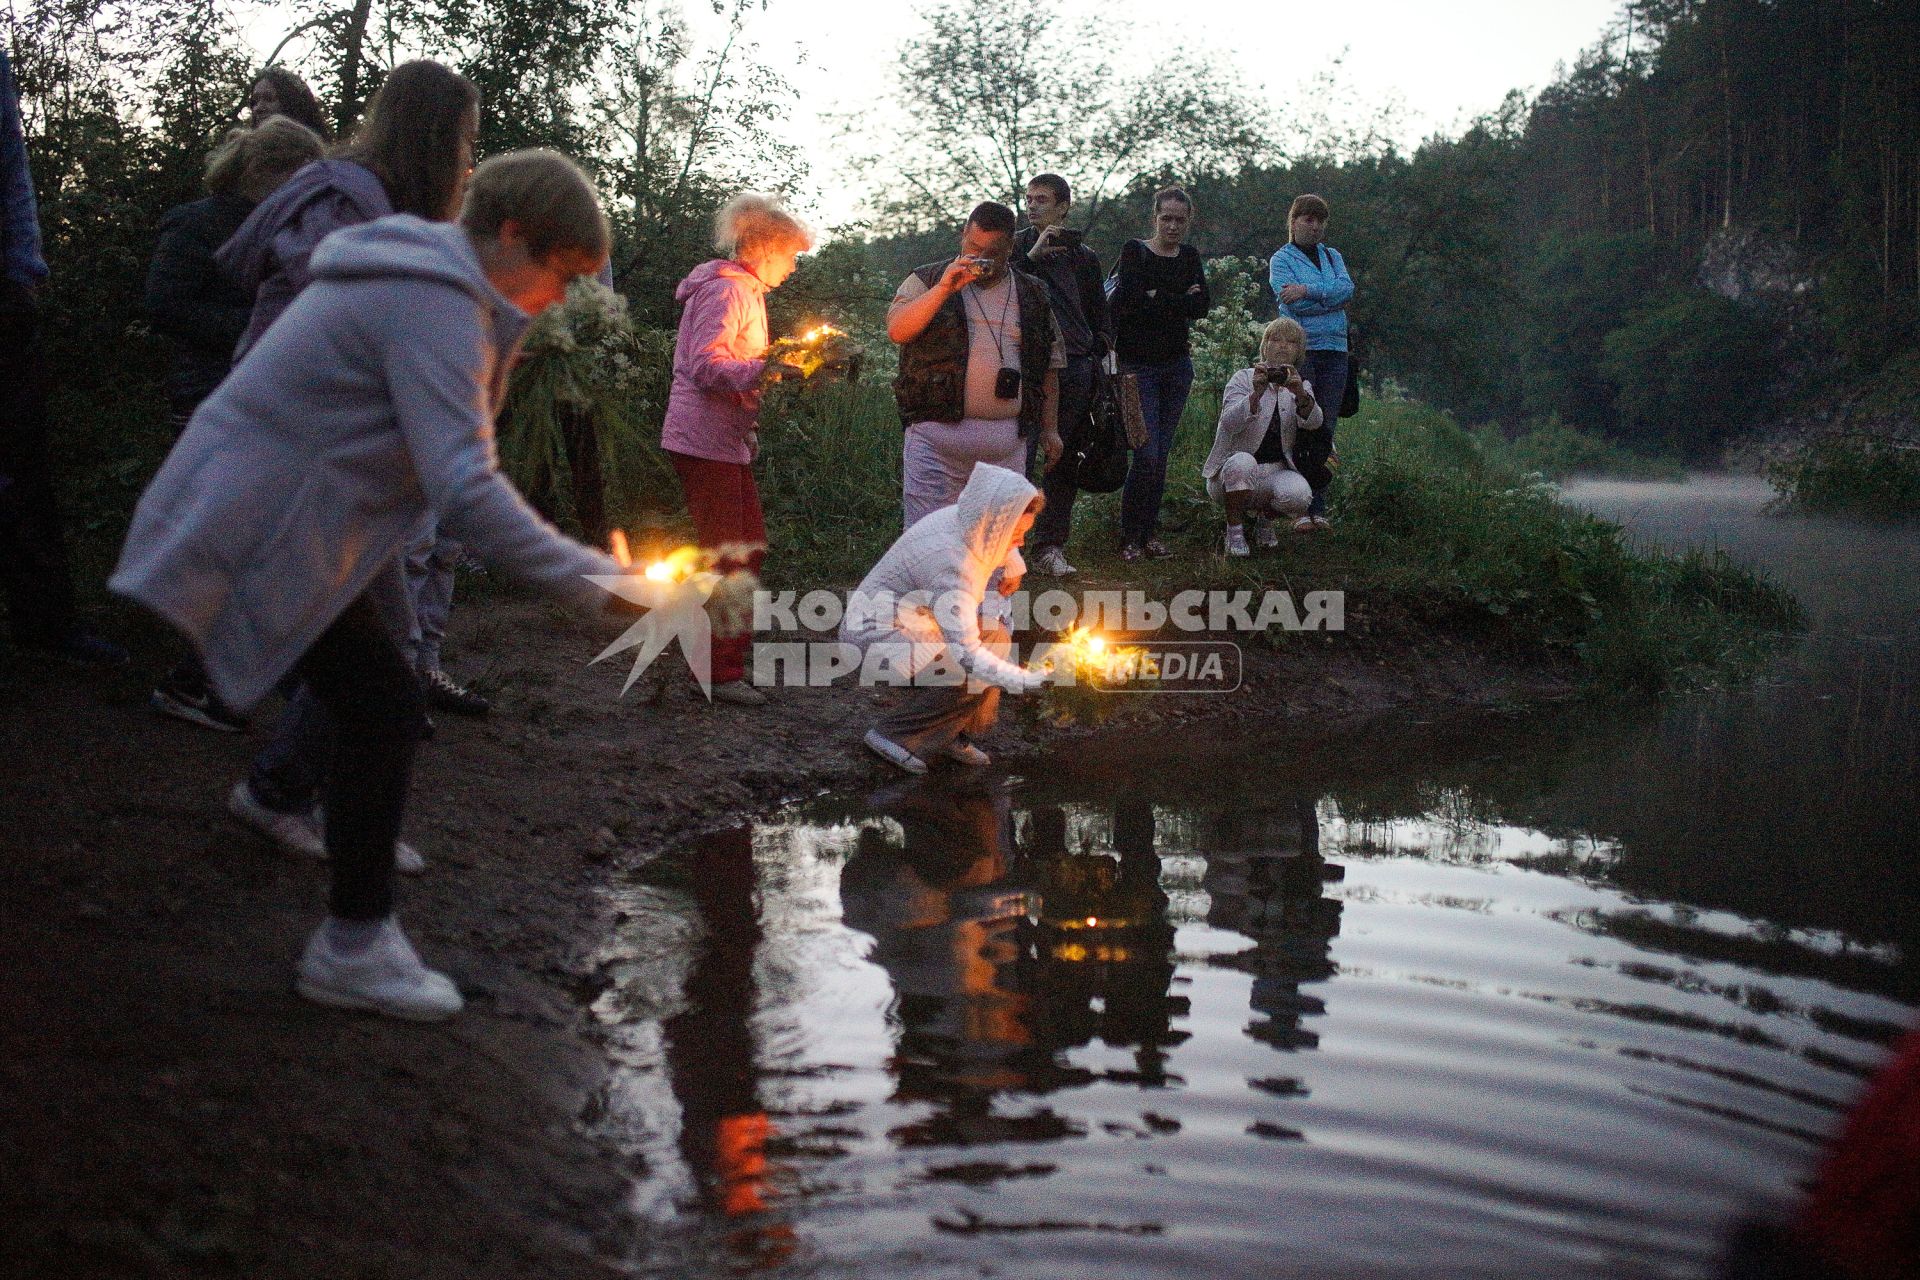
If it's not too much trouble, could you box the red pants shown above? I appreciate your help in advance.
[669,452,766,685]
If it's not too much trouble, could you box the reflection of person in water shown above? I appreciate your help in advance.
[660,825,795,1263]
[1201,798,1343,1053]
[841,784,1186,1146]
[1020,801,1188,1085]
[842,783,1040,1139]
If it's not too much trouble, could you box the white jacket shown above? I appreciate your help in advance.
[840,463,1041,693]
[1201,367,1324,479]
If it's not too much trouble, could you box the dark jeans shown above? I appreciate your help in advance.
[1119,355,1195,547]
[249,685,331,813]
[1031,354,1097,551]
[1299,350,1349,519]
[291,590,430,921]
[0,302,80,646]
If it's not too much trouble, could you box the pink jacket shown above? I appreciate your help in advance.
[661,259,768,464]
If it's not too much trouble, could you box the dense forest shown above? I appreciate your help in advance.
[11,0,1918,465]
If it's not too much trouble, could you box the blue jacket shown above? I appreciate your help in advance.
[0,47,47,286]
[1268,242,1352,352]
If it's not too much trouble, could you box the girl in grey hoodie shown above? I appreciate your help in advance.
[114,151,627,1021]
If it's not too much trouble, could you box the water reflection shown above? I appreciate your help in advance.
[659,826,795,1268]
[1200,800,1343,1061]
[837,782,1187,1148]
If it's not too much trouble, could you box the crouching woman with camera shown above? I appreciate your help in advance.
[1200,318,1326,556]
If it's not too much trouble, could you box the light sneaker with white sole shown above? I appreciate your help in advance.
[228,782,427,874]
[1031,545,1077,578]
[942,739,991,767]
[1224,525,1250,558]
[711,680,769,707]
[864,729,928,775]
[1253,518,1281,549]
[295,916,463,1021]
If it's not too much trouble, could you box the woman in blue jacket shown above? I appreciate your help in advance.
[1267,194,1351,531]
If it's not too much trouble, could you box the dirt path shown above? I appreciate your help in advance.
[0,590,1571,1278]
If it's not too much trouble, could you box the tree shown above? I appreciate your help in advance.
[850,0,1272,235]
[583,0,805,319]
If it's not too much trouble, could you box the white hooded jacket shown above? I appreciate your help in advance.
[840,463,1041,693]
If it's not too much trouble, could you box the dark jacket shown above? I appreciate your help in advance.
[145,194,256,413]
[1011,227,1112,360]
[892,259,1056,438]
[1110,239,1209,366]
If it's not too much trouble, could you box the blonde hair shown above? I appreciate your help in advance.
[1261,317,1307,367]
[204,117,324,202]
[713,192,813,258]
[460,148,611,263]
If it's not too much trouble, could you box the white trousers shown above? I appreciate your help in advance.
[1204,452,1312,518]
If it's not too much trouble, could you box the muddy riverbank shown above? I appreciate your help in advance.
[0,581,1575,1279]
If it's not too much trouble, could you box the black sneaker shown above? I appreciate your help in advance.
[151,675,248,733]
[422,668,490,716]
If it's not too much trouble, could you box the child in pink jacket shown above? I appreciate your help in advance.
[661,193,812,706]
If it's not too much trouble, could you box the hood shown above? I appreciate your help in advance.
[675,257,763,304]
[310,217,528,348]
[215,158,392,296]
[954,463,1039,568]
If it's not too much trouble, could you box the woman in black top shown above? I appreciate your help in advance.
[1109,186,1209,560]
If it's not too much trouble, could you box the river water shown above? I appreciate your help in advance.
[587,474,1920,1278]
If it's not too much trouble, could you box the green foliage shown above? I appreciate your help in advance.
[1600,290,1776,457]
[1471,417,1684,481]
[1767,435,1920,522]
[1188,256,1267,391]
[497,280,676,532]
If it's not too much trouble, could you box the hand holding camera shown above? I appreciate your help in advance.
[942,255,987,291]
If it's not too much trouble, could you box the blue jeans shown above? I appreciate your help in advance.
[1299,350,1349,518]
[1119,355,1194,547]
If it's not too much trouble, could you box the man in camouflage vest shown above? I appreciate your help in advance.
[888,200,1064,529]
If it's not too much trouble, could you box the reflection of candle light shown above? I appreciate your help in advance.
[609,528,632,567]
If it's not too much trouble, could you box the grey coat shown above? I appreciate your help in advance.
[111,215,620,710]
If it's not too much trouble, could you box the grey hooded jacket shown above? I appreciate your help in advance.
[112,215,619,709]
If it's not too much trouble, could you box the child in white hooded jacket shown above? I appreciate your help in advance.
[841,462,1048,773]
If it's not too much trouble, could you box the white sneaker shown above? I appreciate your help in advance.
[1031,545,1077,577]
[1224,526,1250,558]
[711,680,768,707]
[1253,519,1280,549]
[295,917,463,1021]
[228,782,427,874]
[942,738,992,767]
[229,781,325,859]
[864,729,928,775]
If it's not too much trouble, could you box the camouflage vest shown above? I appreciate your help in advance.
[892,258,1056,437]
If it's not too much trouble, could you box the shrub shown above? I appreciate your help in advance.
[1767,434,1920,521]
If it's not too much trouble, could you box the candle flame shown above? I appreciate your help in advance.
[641,545,704,584]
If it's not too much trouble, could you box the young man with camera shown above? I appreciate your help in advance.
[1012,173,1112,578]
[888,200,1065,529]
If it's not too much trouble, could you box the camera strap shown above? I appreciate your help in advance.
[962,277,1018,375]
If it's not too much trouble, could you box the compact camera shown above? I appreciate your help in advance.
[1051,228,1084,248]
